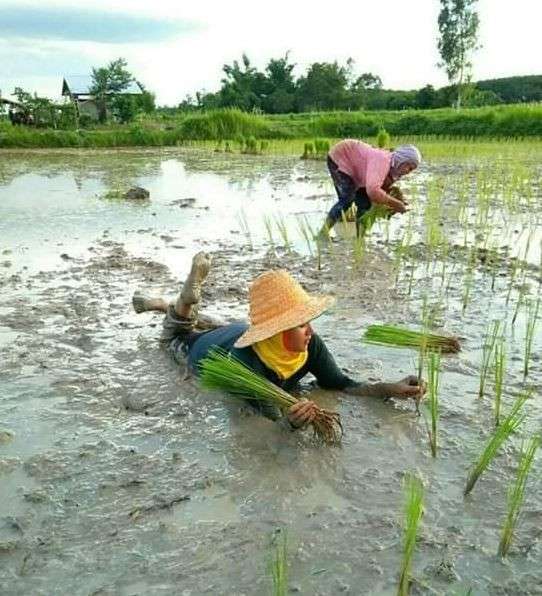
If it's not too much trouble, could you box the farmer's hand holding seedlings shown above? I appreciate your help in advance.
[287,399,318,428]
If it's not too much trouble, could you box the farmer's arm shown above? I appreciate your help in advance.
[307,335,425,400]
[343,376,426,400]
[365,154,406,213]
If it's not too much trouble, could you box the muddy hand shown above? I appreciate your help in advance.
[287,400,317,429]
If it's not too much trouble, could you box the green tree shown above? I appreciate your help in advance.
[415,84,438,109]
[296,61,350,111]
[90,58,135,122]
[263,53,297,113]
[437,0,480,108]
[219,54,267,111]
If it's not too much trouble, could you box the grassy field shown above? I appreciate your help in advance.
[1,103,542,149]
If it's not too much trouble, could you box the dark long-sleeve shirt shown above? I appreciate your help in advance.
[186,323,358,421]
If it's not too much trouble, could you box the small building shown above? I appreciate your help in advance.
[61,75,143,121]
[0,97,32,125]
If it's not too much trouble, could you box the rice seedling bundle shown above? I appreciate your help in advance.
[358,204,392,234]
[464,391,529,496]
[498,435,540,558]
[398,473,424,596]
[362,325,460,354]
[199,348,342,445]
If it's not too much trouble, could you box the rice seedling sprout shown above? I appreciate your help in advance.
[493,338,506,427]
[268,529,288,596]
[478,320,502,398]
[398,473,424,596]
[464,391,529,496]
[498,435,540,558]
[523,297,540,379]
[425,351,440,457]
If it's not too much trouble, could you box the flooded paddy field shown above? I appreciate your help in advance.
[1,145,542,595]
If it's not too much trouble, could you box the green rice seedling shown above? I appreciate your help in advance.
[523,297,540,379]
[376,127,390,149]
[301,142,314,159]
[478,320,502,398]
[237,209,253,249]
[493,338,506,426]
[358,204,392,235]
[274,214,291,251]
[461,247,476,314]
[224,140,232,153]
[296,215,314,256]
[464,390,529,496]
[511,269,528,326]
[268,529,288,596]
[498,435,540,558]
[398,473,424,596]
[260,140,269,154]
[263,214,275,248]
[199,348,343,444]
[425,351,441,457]
[352,232,365,268]
[505,256,521,306]
[362,325,461,354]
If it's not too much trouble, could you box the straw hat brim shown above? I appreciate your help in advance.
[234,294,335,348]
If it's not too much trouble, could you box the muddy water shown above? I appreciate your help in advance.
[1,148,541,595]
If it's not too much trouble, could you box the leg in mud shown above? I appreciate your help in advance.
[353,188,372,238]
[162,251,213,345]
[318,155,356,240]
[174,251,212,318]
[132,293,169,314]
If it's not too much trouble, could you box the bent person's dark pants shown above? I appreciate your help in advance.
[326,156,372,227]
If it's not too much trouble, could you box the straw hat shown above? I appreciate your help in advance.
[234,270,335,348]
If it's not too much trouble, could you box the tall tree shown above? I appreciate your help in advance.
[263,53,296,113]
[219,54,267,111]
[437,0,480,108]
[295,61,350,111]
[90,58,135,122]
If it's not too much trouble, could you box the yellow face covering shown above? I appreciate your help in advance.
[252,332,308,380]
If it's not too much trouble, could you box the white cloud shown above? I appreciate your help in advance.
[1,0,540,105]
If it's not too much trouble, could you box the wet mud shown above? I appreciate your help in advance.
[1,148,542,595]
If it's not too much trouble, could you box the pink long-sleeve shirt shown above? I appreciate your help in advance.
[329,139,392,204]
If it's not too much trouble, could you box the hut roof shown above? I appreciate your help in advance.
[0,98,25,108]
[62,76,142,97]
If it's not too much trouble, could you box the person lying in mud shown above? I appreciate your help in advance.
[319,139,421,238]
[133,252,426,430]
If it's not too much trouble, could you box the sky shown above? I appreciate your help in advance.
[0,0,540,106]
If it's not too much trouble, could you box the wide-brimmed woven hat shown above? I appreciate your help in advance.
[234,270,335,348]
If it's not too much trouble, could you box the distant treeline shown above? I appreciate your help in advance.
[2,104,542,149]
[169,54,542,114]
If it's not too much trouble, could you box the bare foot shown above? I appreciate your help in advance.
[132,292,169,314]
